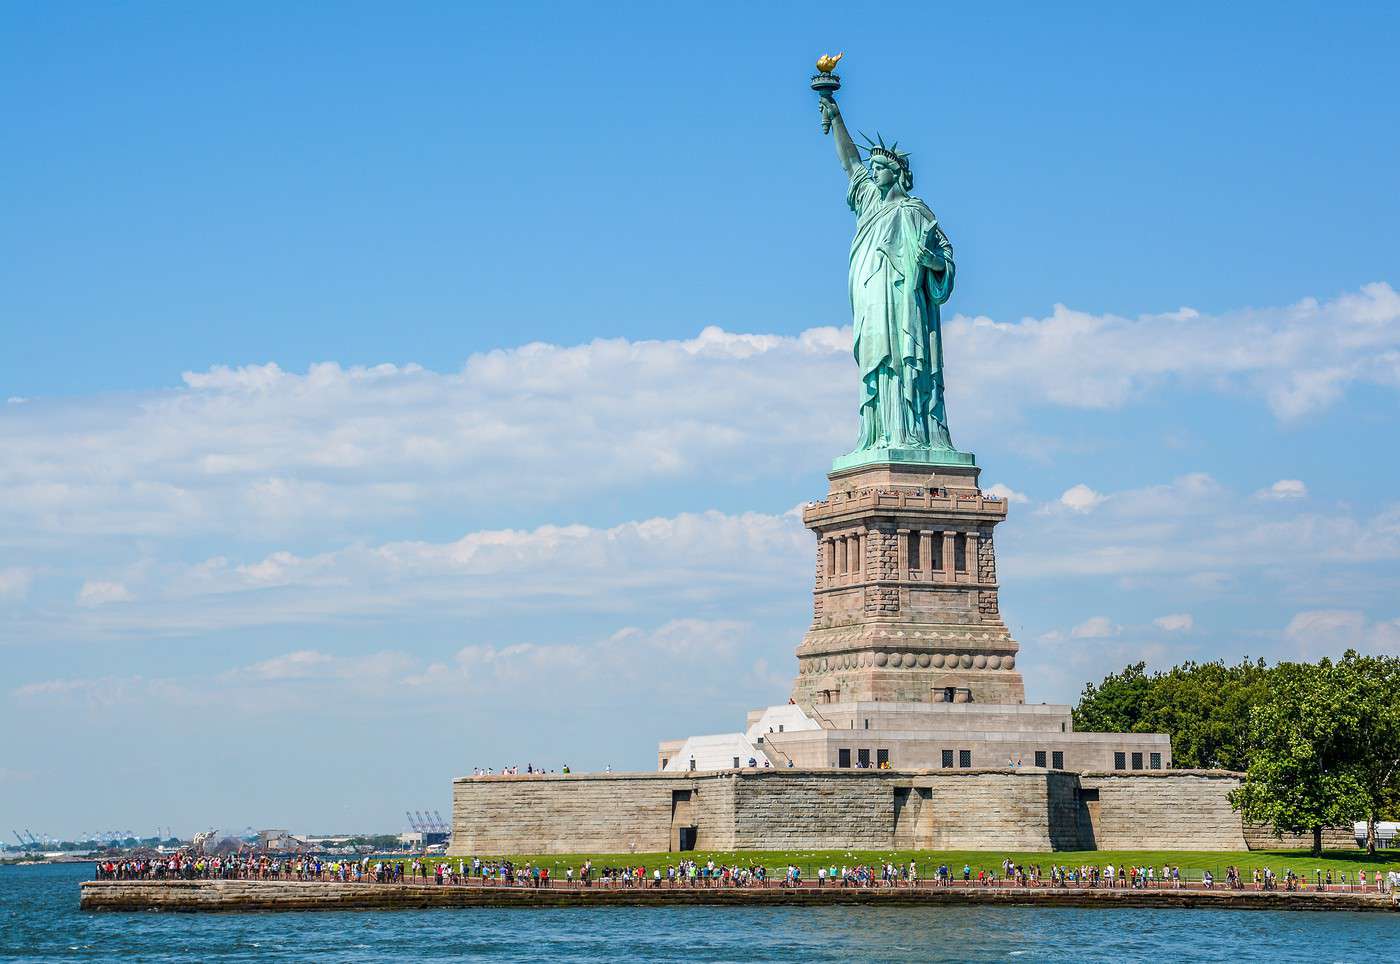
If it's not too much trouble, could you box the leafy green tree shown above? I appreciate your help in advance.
[1330,651,1400,854]
[1072,662,1153,733]
[1232,660,1362,855]
[1074,658,1272,770]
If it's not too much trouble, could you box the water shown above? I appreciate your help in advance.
[3,863,1397,962]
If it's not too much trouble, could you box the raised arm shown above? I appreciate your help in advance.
[818,97,862,176]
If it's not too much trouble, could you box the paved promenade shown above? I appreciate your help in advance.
[80,878,1400,913]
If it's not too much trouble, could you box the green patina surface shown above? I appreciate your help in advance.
[831,446,976,472]
[816,73,975,472]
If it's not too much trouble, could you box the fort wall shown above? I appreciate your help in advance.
[1078,771,1247,850]
[450,768,1249,856]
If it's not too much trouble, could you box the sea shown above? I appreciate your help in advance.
[2,862,1396,962]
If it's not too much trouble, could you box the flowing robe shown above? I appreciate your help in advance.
[846,165,956,452]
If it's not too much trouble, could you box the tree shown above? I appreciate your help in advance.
[1231,660,1362,855]
[1073,662,1153,734]
[1330,651,1400,854]
[1074,658,1273,770]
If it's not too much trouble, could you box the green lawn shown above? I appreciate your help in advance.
[390,848,1400,882]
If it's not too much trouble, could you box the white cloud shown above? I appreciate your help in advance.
[1255,479,1308,500]
[16,511,808,641]
[0,567,32,601]
[1153,613,1194,632]
[986,483,1029,504]
[76,580,132,607]
[1282,610,1400,659]
[1,284,1396,549]
[1071,616,1119,639]
[437,618,747,688]
[14,618,756,709]
[1004,473,1400,584]
[228,649,421,689]
[1058,484,1104,513]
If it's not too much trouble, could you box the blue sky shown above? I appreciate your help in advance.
[2,2,1399,840]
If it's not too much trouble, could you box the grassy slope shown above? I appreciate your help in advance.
[398,848,1400,880]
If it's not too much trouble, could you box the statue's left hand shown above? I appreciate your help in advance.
[922,226,945,261]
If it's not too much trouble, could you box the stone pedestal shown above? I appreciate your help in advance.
[791,460,1025,705]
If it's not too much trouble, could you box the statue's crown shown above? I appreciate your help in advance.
[858,131,910,172]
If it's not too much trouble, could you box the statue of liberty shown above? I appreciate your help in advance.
[815,66,970,469]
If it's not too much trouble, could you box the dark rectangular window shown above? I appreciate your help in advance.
[876,749,889,768]
[954,533,967,572]
[1034,750,1047,768]
[1114,752,1126,770]
[959,749,972,768]
[941,749,954,769]
[864,718,870,730]
[930,535,942,572]
[661,758,668,769]
[857,748,871,768]
[1131,752,1143,770]
[1150,752,1162,770]
[733,756,740,769]
[1052,751,1064,769]
[908,532,921,570]
[838,748,851,768]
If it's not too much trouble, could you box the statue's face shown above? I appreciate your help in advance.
[871,157,900,189]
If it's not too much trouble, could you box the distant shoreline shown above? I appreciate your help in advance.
[80,879,1400,913]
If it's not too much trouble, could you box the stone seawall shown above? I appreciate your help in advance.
[730,772,895,851]
[448,772,739,855]
[451,768,1251,855]
[80,879,1399,914]
[922,771,1061,850]
[1078,771,1247,850]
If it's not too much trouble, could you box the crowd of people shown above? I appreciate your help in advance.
[469,764,574,776]
[94,852,1400,895]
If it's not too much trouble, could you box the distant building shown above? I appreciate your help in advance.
[399,830,449,848]
[1355,822,1398,848]
[256,829,306,852]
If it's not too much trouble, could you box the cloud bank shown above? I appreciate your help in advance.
[2,284,1396,549]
